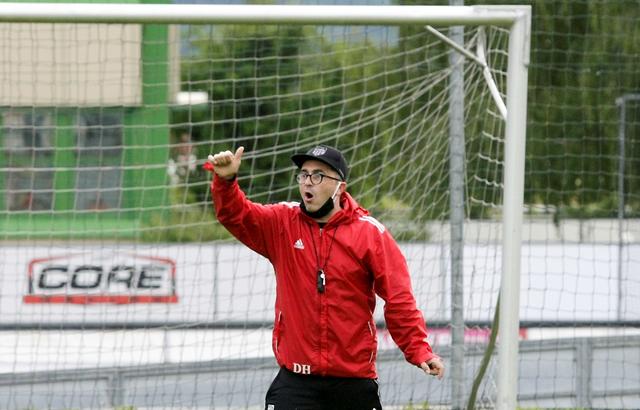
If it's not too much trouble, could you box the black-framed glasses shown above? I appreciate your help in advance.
[295,172,342,185]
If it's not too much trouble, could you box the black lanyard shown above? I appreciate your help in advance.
[308,224,339,293]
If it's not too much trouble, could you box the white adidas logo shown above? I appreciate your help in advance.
[293,239,305,250]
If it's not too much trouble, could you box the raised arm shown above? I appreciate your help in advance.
[204,146,279,259]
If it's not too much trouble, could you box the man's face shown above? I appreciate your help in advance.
[297,159,343,213]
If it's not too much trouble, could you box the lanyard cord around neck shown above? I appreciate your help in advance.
[308,224,339,293]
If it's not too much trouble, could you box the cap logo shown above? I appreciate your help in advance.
[311,146,327,156]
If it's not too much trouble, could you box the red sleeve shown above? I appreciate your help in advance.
[369,228,438,367]
[211,174,278,259]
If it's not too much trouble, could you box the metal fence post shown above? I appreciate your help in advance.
[575,338,593,408]
[108,371,125,408]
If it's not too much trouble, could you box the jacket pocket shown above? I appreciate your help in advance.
[366,319,377,364]
[272,310,284,362]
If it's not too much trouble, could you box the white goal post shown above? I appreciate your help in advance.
[0,3,530,409]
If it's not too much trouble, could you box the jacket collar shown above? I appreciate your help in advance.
[298,192,368,227]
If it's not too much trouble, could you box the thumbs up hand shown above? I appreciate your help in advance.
[204,146,244,180]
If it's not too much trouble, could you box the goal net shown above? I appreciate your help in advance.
[0,4,530,410]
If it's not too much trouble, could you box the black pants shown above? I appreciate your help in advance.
[265,367,382,410]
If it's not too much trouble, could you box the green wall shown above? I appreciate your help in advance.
[0,0,171,239]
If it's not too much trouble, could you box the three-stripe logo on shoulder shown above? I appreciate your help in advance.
[359,215,385,233]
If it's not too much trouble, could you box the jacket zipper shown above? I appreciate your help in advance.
[317,226,328,375]
[310,224,338,376]
[316,228,326,293]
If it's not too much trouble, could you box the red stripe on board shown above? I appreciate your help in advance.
[23,295,178,304]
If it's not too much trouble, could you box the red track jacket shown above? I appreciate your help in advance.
[212,174,437,378]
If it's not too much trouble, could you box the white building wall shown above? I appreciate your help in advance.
[0,23,181,106]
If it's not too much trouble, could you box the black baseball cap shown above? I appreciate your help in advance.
[291,145,349,181]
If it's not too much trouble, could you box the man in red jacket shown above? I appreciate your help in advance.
[206,144,444,410]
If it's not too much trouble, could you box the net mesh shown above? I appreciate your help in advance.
[0,18,516,409]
